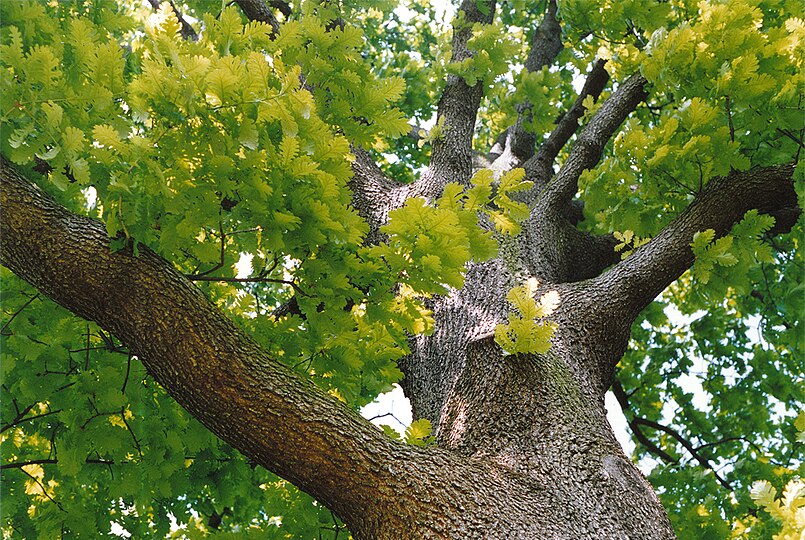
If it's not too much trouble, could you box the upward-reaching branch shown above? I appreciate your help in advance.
[493,0,563,166]
[590,163,798,327]
[0,159,403,528]
[534,72,648,216]
[348,146,407,242]
[520,58,609,202]
[414,0,496,198]
[523,0,563,74]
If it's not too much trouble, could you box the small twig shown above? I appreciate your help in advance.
[367,411,407,429]
[632,417,732,490]
[1,293,40,335]
[84,324,91,370]
[775,127,805,148]
[1,458,57,469]
[18,466,65,510]
[188,275,307,296]
[80,410,119,430]
[121,354,132,394]
[725,96,735,143]
[658,168,697,197]
[1,402,36,433]
[611,381,677,464]
[120,408,143,457]
[1,408,62,433]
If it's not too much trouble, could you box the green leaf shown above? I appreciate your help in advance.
[404,419,433,445]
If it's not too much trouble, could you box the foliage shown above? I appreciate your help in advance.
[495,278,559,355]
[0,0,802,537]
[750,478,805,538]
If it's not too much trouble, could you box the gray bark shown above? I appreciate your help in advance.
[1,0,800,537]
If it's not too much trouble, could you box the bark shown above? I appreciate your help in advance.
[1,4,801,538]
[235,0,281,34]
[413,0,497,199]
[2,156,679,539]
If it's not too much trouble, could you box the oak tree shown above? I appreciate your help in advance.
[1,0,803,538]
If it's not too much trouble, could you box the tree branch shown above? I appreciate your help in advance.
[523,59,610,198]
[347,146,407,243]
[613,380,736,490]
[632,417,732,490]
[1,292,40,335]
[611,380,677,464]
[1,459,58,470]
[535,72,648,216]
[491,0,563,168]
[0,158,409,527]
[234,0,281,34]
[268,0,292,18]
[1,408,62,433]
[413,0,497,198]
[591,163,798,326]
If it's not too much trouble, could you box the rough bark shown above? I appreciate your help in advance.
[1,2,801,538]
[2,156,681,539]
[413,0,497,199]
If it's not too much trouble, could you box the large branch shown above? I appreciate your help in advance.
[348,146,408,243]
[491,0,563,168]
[413,0,496,198]
[592,163,799,324]
[0,159,404,527]
[522,59,610,198]
[534,72,648,216]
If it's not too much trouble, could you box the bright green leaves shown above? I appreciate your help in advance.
[495,279,559,355]
[447,18,517,88]
[471,168,533,235]
[614,229,650,259]
[270,16,411,148]
[364,168,530,298]
[368,192,491,296]
[580,0,801,251]
[690,229,738,284]
[0,3,128,198]
[749,414,805,536]
[750,478,805,536]
[689,211,777,300]
[507,66,565,136]
[404,418,435,446]
[643,1,769,98]
[0,273,241,539]
[641,0,803,164]
[558,0,671,76]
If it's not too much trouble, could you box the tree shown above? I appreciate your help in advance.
[0,0,802,537]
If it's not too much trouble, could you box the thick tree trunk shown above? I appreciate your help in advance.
[1,158,684,538]
[2,132,798,540]
[1,0,799,536]
[398,257,676,538]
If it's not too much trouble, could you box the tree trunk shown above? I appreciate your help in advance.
[1,0,800,537]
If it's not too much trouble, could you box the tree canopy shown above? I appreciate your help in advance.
[0,0,803,538]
